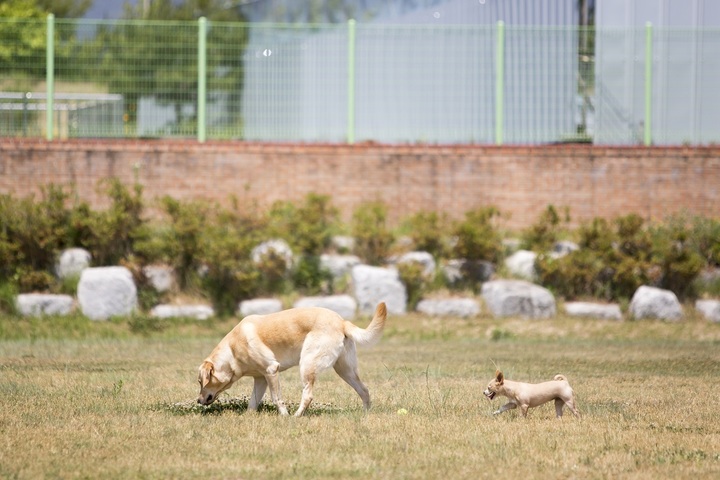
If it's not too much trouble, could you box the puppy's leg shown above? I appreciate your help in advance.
[264,362,289,416]
[248,376,268,411]
[554,398,565,418]
[494,402,517,415]
[333,345,371,411]
[564,395,581,417]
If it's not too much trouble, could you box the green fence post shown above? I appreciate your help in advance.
[197,17,207,143]
[46,14,55,141]
[347,19,356,145]
[495,20,505,146]
[644,22,652,146]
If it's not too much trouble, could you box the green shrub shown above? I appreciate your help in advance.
[0,280,19,315]
[268,194,339,291]
[536,249,609,300]
[677,213,720,267]
[291,255,333,295]
[199,204,267,316]
[117,255,164,311]
[521,205,570,252]
[134,196,208,290]
[451,207,503,263]
[269,193,339,256]
[82,178,145,266]
[615,214,652,258]
[351,201,395,266]
[402,211,450,259]
[537,214,704,302]
[253,249,291,296]
[576,217,615,252]
[397,261,430,311]
[0,185,97,293]
[0,180,716,310]
[650,216,705,300]
[694,273,720,298]
[0,185,74,279]
[16,269,55,293]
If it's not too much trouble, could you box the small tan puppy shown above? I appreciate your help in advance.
[198,302,387,416]
[483,370,580,418]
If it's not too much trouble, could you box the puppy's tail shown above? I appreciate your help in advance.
[345,302,387,347]
[554,374,568,382]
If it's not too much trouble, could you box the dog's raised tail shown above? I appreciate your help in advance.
[554,374,568,382]
[345,302,387,347]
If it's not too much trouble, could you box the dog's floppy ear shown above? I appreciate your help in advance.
[495,370,504,384]
[199,361,214,387]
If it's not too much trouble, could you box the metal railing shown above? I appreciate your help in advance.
[1,16,718,145]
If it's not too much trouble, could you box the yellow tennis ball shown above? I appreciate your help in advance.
[397,408,408,415]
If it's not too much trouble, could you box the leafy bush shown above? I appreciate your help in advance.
[521,205,571,252]
[82,178,145,266]
[0,280,18,315]
[0,186,67,274]
[537,214,704,302]
[0,180,716,314]
[135,196,209,290]
[291,255,333,295]
[268,194,337,293]
[537,215,650,301]
[649,216,704,300]
[269,193,339,256]
[351,201,394,266]
[536,249,609,300]
[199,203,267,316]
[253,249,291,296]
[397,261,430,310]
[402,211,450,259]
[678,213,720,267]
[0,185,95,291]
[451,207,503,263]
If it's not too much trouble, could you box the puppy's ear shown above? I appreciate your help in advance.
[495,370,504,384]
[199,361,214,387]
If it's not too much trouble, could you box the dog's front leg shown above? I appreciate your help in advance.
[265,362,289,416]
[494,401,517,415]
[248,376,268,411]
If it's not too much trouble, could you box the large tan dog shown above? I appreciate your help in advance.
[197,302,387,416]
[483,370,580,418]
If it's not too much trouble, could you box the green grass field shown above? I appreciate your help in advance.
[1,311,719,479]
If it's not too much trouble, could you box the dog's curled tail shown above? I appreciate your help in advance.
[554,374,568,382]
[345,302,387,347]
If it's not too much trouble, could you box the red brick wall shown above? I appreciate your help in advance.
[1,139,718,231]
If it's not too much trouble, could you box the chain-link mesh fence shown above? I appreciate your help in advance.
[1,17,718,145]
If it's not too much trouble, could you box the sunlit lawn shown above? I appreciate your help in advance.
[1,311,719,479]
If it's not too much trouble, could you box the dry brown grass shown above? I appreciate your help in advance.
[1,312,719,479]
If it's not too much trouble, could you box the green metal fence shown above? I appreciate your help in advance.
[1,16,718,145]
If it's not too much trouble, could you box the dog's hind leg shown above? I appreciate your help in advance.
[333,344,371,411]
[265,362,289,416]
[294,334,346,417]
[295,369,317,417]
[249,376,268,411]
[565,396,581,417]
[556,397,580,418]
